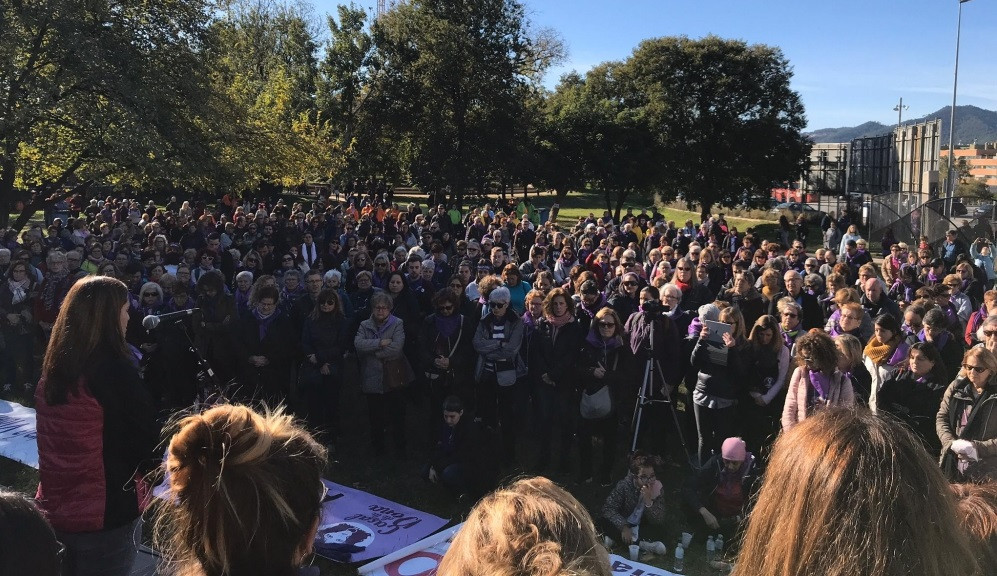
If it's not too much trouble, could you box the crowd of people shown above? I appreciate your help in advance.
[6,188,997,574]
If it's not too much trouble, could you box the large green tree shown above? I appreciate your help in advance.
[207,0,341,190]
[363,0,563,205]
[626,36,811,219]
[543,66,660,220]
[0,0,216,230]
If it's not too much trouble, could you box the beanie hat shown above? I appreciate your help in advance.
[721,437,747,461]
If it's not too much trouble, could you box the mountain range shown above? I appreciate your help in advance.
[807,105,997,145]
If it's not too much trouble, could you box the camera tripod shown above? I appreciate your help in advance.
[630,315,693,466]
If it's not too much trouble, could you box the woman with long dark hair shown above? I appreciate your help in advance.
[575,307,630,485]
[742,314,790,457]
[34,276,160,576]
[877,342,948,456]
[300,289,349,449]
[0,260,36,392]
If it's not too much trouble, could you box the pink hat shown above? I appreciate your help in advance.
[721,437,747,461]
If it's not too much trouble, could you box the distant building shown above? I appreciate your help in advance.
[940,143,997,189]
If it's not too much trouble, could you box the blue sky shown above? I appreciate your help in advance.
[309,0,997,131]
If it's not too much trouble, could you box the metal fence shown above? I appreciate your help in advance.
[867,193,983,250]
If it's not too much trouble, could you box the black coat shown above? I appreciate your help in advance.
[766,290,824,330]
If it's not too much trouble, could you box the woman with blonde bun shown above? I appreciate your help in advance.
[438,476,610,576]
[153,404,327,576]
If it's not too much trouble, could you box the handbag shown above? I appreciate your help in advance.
[382,355,414,391]
[580,384,612,419]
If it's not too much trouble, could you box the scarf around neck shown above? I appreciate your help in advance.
[434,313,461,339]
[546,311,573,328]
[863,337,895,366]
[808,369,831,400]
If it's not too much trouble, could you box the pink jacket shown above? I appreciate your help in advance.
[782,366,855,431]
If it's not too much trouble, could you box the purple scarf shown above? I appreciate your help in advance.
[580,293,606,319]
[434,313,461,339]
[253,308,278,341]
[808,369,830,400]
[374,314,400,338]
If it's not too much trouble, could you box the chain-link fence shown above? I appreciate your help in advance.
[867,193,987,250]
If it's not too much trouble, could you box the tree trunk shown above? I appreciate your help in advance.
[613,190,630,224]
[700,201,713,224]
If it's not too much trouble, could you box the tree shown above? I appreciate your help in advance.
[625,36,811,220]
[206,0,342,190]
[543,66,660,221]
[0,0,217,230]
[365,0,564,205]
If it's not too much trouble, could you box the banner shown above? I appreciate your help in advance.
[0,399,38,469]
[359,525,679,576]
[316,480,449,563]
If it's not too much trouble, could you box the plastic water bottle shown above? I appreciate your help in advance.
[716,534,724,555]
[628,523,639,543]
[706,535,716,561]
[673,542,684,573]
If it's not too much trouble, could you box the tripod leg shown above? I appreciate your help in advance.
[654,359,695,467]
[631,359,655,453]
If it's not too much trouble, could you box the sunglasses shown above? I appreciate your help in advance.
[963,364,988,374]
[676,267,692,271]
[437,305,454,312]
[598,321,616,328]
[489,302,508,309]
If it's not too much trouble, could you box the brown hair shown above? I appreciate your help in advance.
[950,482,997,568]
[153,405,327,576]
[41,275,131,405]
[794,330,838,374]
[734,408,981,576]
[437,477,610,576]
[543,287,575,319]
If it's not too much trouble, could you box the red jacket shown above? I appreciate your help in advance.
[35,355,160,533]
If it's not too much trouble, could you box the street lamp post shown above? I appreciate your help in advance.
[894,97,908,209]
[946,0,972,215]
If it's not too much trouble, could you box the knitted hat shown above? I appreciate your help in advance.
[721,437,747,461]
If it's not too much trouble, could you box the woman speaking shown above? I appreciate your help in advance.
[34,275,161,576]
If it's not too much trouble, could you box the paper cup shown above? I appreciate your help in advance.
[681,532,693,548]
[628,544,640,560]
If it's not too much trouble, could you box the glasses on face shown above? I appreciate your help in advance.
[489,302,508,309]
[636,473,656,484]
[320,300,336,307]
[963,364,988,375]
[622,281,637,287]
[676,266,692,272]
[598,321,616,328]
[437,305,454,312]
[201,255,213,261]
[142,293,157,298]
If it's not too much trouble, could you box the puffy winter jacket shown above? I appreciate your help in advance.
[35,354,160,533]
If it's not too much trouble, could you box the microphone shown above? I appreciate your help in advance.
[142,308,199,330]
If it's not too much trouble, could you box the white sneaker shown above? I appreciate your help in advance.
[638,540,667,555]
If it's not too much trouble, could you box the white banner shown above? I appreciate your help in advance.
[0,399,38,469]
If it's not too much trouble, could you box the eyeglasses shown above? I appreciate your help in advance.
[622,281,637,287]
[320,300,336,307]
[489,302,508,309]
[598,321,616,328]
[437,305,454,312]
[963,364,988,374]
[676,267,692,271]
[201,255,214,261]
[636,473,656,483]
[142,293,157,298]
